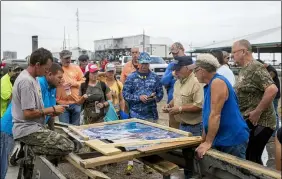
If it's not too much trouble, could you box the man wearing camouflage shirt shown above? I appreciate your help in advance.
[232,39,278,164]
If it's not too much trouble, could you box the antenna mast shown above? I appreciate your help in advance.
[76,8,80,48]
[63,26,66,50]
[143,29,145,52]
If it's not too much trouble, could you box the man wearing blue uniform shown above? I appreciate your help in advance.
[123,52,164,174]
[123,52,164,121]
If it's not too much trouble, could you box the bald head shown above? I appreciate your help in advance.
[234,39,252,52]
[131,47,140,61]
[232,39,254,67]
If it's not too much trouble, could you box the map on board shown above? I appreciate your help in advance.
[82,122,185,142]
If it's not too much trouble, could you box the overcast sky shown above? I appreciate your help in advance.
[1,1,281,58]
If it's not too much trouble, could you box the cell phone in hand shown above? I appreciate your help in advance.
[58,105,69,107]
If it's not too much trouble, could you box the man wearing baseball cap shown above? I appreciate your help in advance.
[56,50,85,125]
[1,65,22,117]
[122,52,163,174]
[161,42,186,129]
[163,55,204,178]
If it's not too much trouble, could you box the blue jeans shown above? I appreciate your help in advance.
[0,132,15,179]
[180,122,203,136]
[273,98,280,137]
[214,141,248,159]
[59,104,81,125]
[179,123,202,179]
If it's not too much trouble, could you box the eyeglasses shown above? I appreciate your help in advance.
[193,67,201,73]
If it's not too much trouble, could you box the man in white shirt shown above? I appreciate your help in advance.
[210,50,235,86]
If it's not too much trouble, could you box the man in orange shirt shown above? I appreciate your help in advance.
[56,50,85,125]
[120,47,140,84]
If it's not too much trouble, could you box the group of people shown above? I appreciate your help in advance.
[0,39,281,179]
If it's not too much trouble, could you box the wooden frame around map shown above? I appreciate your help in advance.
[68,118,202,156]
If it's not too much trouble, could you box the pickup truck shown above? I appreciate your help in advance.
[0,59,28,78]
[116,55,168,77]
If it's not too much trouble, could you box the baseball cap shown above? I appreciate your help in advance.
[78,55,89,61]
[172,56,194,71]
[138,52,151,64]
[169,42,184,55]
[59,50,72,59]
[88,64,99,73]
[9,65,23,72]
[105,63,116,72]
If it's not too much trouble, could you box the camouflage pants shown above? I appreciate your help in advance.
[17,128,74,156]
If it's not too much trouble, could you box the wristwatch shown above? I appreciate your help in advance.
[178,106,182,113]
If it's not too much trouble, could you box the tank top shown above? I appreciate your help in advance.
[203,73,249,147]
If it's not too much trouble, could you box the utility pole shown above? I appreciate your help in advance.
[63,26,66,50]
[76,8,80,49]
[68,34,71,50]
[143,29,145,52]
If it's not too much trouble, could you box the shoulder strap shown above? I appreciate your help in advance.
[100,81,107,100]
[81,82,87,95]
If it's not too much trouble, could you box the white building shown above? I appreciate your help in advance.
[3,51,17,59]
[94,34,176,58]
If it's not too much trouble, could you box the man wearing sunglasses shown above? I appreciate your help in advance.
[56,50,85,125]
[232,39,278,164]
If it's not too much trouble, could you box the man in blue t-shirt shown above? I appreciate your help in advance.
[0,63,65,179]
[37,63,65,130]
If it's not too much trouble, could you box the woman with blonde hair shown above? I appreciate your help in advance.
[104,63,125,117]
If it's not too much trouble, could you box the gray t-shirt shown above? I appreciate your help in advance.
[12,70,45,139]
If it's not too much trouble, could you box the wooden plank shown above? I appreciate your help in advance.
[206,150,281,179]
[138,155,179,176]
[101,136,202,147]
[137,140,201,154]
[72,119,137,129]
[85,139,122,156]
[80,151,140,168]
[80,141,200,168]
[66,153,110,179]
[68,126,90,141]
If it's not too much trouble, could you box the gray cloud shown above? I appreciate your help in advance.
[1,1,281,58]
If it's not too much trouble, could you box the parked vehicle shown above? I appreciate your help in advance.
[119,55,168,77]
[0,58,28,78]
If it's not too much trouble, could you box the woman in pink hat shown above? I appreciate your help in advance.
[78,64,112,124]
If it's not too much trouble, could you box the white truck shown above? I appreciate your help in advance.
[119,55,168,77]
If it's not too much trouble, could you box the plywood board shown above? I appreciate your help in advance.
[80,140,200,169]
[85,139,122,156]
[66,153,110,179]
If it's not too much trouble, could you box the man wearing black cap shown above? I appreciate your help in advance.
[163,55,203,178]
[78,55,89,74]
